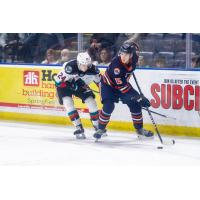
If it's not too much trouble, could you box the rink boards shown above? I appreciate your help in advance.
[0,64,200,137]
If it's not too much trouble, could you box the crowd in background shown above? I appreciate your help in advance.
[0,33,200,68]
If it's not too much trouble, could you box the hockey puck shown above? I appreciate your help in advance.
[157,146,163,149]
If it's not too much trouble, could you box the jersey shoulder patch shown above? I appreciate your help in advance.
[114,67,120,75]
[64,59,77,74]
[65,65,73,74]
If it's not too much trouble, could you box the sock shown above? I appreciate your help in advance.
[89,111,99,128]
[99,109,111,130]
[68,110,81,127]
[131,111,143,130]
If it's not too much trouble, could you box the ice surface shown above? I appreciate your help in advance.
[0,121,200,165]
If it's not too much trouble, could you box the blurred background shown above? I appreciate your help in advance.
[0,33,199,69]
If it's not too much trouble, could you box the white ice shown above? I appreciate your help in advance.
[0,120,200,165]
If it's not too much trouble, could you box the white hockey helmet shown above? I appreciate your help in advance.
[77,52,92,67]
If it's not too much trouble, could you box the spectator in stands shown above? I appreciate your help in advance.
[41,49,59,64]
[138,56,151,68]
[0,33,24,63]
[154,57,166,68]
[0,34,7,62]
[192,57,197,68]
[19,33,66,63]
[0,34,7,47]
[192,56,200,68]
[97,48,111,66]
[87,33,119,63]
[59,49,70,64]
[196,57,200,68]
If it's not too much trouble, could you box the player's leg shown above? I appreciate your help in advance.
[74,85,101,134]
[128,102,154,139]
[62,96,86,139]
[93,82,117,139]
[93,99,115,139]
[84,96,99,130]
[56,86,85,139]
[98,99,115,130]
[120,88,154,139]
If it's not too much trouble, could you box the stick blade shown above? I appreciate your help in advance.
[162,139,175,146]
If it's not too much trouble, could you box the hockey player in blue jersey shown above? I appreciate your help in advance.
[93,42,154,140]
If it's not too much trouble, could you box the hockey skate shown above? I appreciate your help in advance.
[93,129,107,141]
[93,126,108,137]
[93,125,98,131]
[136,128,154,140]
[74,125,86,139]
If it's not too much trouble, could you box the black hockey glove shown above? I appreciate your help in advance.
[70,79,87,91]
[133,94,151,108]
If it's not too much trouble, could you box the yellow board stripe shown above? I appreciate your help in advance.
[0,111,200,137]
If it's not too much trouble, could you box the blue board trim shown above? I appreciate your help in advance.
[0,62,200,71]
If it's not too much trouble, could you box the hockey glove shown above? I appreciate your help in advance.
[70,79,87,91]
[133,95,151,108]
[55,81,61,87]
[55,81,66,88]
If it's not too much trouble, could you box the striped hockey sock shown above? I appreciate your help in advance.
[131,112,143,130]
[98,109,111,130]
[89,111,99,128]
[68,110,81,127]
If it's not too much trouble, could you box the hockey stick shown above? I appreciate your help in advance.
[90,88,100,94]
[142,107,176,120]
[91,88,175,119]
[132,72,175,146]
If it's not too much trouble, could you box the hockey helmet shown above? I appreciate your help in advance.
[77,52,92,67]
[119,42,139,54]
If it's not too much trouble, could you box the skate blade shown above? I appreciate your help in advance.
[137,135,154,140]
[94,134,102,142]
[101,133,108,137]
[95,138,99,142]
[76,134,86,139]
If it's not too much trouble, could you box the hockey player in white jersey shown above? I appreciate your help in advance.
[54,52,101,139]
